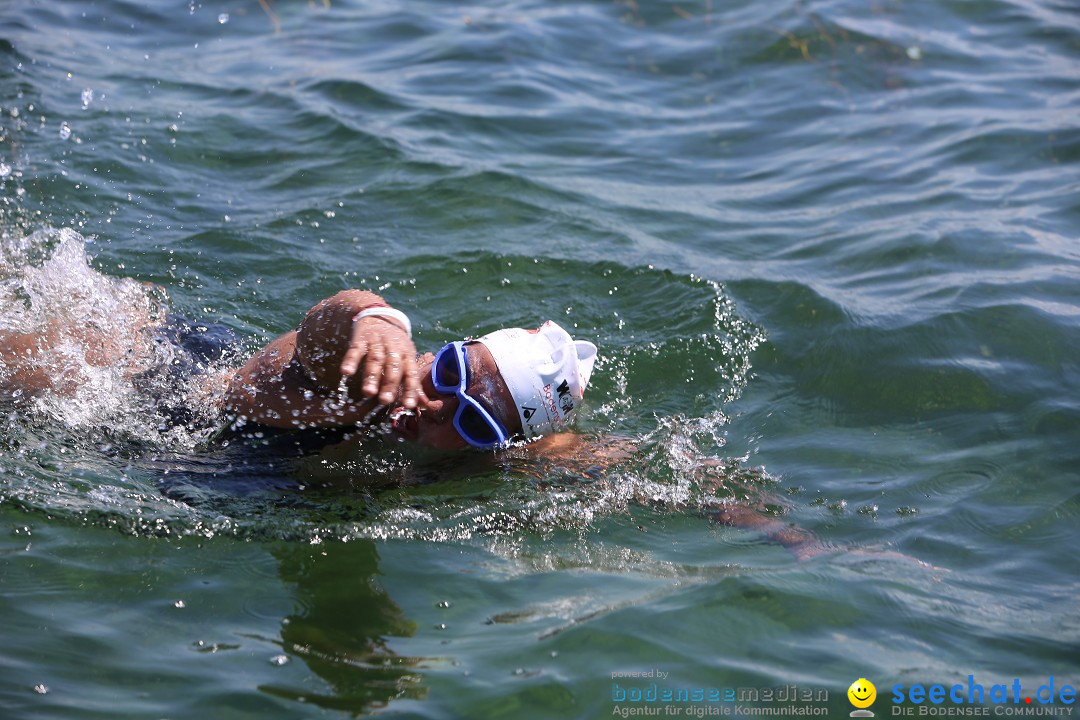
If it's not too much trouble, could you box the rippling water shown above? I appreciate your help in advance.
[1,0,1078,718]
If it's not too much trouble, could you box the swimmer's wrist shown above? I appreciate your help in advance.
[352,305,412,337]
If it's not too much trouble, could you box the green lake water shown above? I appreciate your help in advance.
[1,0,1078,718]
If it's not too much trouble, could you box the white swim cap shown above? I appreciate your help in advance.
[476,320,598,439]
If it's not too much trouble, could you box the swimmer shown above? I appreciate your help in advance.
[0,288,598,452]
[0,282,822,558]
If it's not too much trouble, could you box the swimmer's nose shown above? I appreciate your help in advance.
[422,395,457,424]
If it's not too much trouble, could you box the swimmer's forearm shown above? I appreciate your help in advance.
[223,378,381,429]
[223,352,382,429]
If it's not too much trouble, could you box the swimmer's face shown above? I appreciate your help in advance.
[400,342,521,451]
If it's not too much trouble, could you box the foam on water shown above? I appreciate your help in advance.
[1,228,155,403]
[0,227,235,445]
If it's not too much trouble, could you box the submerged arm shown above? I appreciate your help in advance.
[512,433,824,559]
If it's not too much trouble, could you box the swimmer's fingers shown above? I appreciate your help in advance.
[378,327,426,408]
[340,334,369,378]
[377,346,407,406]
[399,356,429,410]
[361,337,387,399]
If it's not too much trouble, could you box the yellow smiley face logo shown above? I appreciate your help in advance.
[848,678,877,708]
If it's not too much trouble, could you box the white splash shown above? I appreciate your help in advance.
[0,227,228,447]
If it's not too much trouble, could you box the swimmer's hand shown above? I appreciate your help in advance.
[340,314,428,409]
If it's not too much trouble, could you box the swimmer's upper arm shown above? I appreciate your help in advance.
[224,332,297,426]
[224,330,383,429]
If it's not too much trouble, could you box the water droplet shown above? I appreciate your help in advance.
[174,599,186,608]
[0,163,11,178]
[33,684,48,695]
[906,46,922,61]
[218,12,229,24]
[81,88,93,108]
[58,122,71,140]
[436,600,451,608]
[270,654,289,666]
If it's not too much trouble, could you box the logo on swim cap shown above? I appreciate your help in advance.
[477,320,597,439]
[557,379,575,412]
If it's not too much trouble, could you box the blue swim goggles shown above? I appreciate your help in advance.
[431,341,511,449]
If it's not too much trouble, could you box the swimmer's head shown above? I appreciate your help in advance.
[476,320,598,440]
